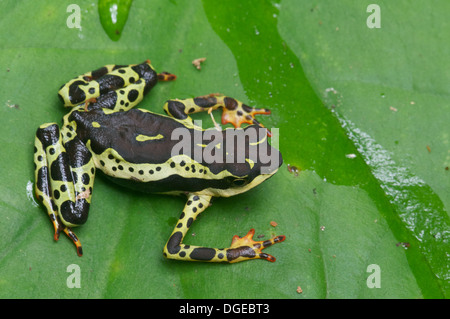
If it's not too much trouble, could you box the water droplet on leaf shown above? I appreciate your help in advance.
[98,0,133,41]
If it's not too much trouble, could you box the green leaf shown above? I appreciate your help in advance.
[0,0,448,299]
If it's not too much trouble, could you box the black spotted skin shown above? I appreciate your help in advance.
[34,61,285,262]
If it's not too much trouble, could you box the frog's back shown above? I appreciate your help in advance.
[71,108,185,164]
[69,107,280,196]
[70,108,234,194]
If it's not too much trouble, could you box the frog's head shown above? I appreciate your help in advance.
[211,125,282,197]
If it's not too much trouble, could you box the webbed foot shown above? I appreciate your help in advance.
[227,229,285,263]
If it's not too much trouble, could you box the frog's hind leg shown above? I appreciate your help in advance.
[34,138,64,242]
[163,94,272,131]
[163,194,285,263]
[58,60,160,108]
[34,123,95,256]
[163,194,220,262]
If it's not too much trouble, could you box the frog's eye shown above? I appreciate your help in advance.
[232,178,247,187]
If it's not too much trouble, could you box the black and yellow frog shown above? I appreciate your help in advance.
[34,60,285,263]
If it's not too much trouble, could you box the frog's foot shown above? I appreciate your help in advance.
[52,218,83,256]
[62,227,83,257]
[227,229,286,263]
[52,218,62,241]
[219,96,271,131]
[163,94,272,134]
[157,72,177,81]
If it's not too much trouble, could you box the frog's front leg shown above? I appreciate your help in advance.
[34,123,95,256]
[58,60,175,112]
[163,94,271,130]
[163,194,285,263]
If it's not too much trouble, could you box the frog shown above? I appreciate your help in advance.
[34,60,285,263]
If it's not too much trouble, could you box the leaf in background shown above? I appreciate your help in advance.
[0,0,448,299]
[276,0,450,296]
[98,0,133,41]
[203,0,449,297]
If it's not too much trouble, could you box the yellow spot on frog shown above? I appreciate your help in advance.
[92,121,101,128]
[136,134,164,142]
[197,142,221,149]
[249,134,267,146]
[245,158,255,169]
